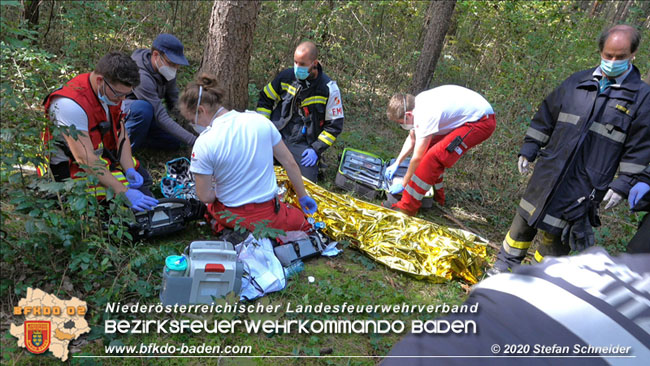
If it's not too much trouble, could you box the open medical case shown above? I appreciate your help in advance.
[334,148,434,206]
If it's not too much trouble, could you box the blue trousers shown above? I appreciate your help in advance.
[123,100,182,151]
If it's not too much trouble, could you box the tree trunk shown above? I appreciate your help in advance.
[578,1,591,12]
[409,0,456,94]
[201,0,260,111]
[640,0,650,28]
[605,1,618,23]
[172,0,179,31]
[609,0,626,24]
[24,0,40,29]
[614,0,633,23]
[42,0,55,41]
[590,0,602,17]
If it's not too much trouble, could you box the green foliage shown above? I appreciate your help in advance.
[0,7,176,333]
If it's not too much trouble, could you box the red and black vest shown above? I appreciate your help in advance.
[41,73,125,178]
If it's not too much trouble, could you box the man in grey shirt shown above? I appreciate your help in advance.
[123,33,197,150]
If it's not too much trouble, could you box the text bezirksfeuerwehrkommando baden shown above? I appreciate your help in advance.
[105,318,477,335]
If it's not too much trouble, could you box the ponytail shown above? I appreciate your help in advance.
[179,73,226,114]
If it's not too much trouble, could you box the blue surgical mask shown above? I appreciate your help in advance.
[98,83,118,106]
[294,64,310,80]
[600,58,629,77]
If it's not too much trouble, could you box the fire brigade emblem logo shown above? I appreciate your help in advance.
[25,321,51,354]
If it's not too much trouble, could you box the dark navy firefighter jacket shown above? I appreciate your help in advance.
[517,66,650,235]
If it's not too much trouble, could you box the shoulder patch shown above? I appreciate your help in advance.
[325,81,344,119]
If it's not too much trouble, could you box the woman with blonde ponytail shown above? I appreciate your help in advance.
[179,73,317,233]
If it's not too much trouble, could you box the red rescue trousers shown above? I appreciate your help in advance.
[394,114,496,216]
[206,197,310,234]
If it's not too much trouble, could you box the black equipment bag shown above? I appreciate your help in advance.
[130,198,206,239]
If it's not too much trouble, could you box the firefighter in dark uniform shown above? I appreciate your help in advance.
[256,41,344,182]
[383,248,650,366]
[628,165,650,253]
[490,25,650,275]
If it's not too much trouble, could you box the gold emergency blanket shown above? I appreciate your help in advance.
[275,167,487,284]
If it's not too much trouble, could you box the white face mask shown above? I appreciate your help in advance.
[400,122,414,131]
[156,54,177,81]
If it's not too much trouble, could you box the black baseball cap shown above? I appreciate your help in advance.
[152,33,189,66]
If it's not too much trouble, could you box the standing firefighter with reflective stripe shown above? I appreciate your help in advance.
[41,52,158,212]
[490,25,650,275]
[256,41,344,182]
[382,86,496,216]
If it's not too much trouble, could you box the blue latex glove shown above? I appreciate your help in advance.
[389,182,404,195]
[629,182,650,209]
[299,196,318,214]
[125,168,143,189]
[300,148,318,167]
[124,189,158,212]
[384,163,399,180]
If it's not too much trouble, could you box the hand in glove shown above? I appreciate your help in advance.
[299,196,317,214]
[561,216,595,253]
[384,163,399,180]
[517,156,530,174]
[300,148,318,167]
[125,189,158,212]
[629,182,650,209]
[125,167,144,189]
[603,189,622,210]
[389,182,404,195]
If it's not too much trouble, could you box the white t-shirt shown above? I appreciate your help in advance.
[190,110,282,207]
[47,97,109,164]
[413,85,494,139]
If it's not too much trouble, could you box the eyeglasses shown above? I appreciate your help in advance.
[104,79,132,98]
[159,52,179,68]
